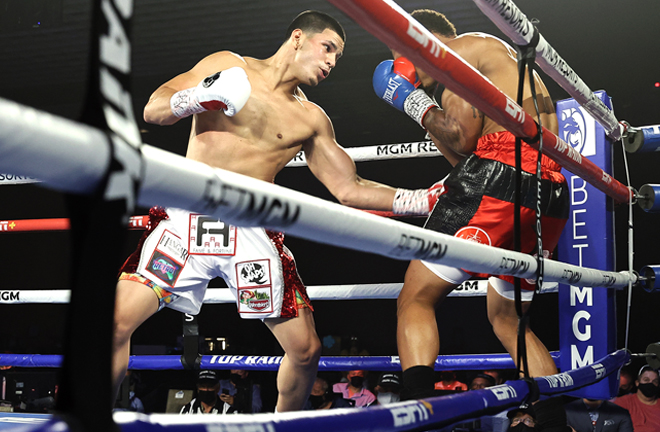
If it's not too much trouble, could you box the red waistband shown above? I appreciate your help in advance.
[474,131,564,182]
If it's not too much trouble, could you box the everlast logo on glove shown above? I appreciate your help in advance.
[202,72,222,88]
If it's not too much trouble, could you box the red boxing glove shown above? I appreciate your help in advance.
[392,57,421,87]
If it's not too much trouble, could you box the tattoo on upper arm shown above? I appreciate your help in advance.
[471,106,483,119]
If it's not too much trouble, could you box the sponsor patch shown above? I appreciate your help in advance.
[236,260,273,314]
[157,230,188,262]
[237,260,271,287]
[455,226,492,246]
[146,250,183,287]
[237,287,273,313]
[188,214,236,255]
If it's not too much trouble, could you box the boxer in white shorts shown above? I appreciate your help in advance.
[119,207,311,319]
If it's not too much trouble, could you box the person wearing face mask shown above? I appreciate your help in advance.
[332,370,376,407]
[217,369,262,413]
[507,398,572,432]
[374,373,402,405]
[304,376,354,410]
[180,370,225,414]
[614,365,660,432]
[617,368,635,397]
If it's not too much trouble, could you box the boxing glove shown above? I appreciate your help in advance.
[392,178,446,216]
[170,67,251,119]
[373,58,438,127]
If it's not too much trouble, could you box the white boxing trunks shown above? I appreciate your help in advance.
[118,207,312,319]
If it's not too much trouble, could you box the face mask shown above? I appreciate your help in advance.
[377,392,400,405]
[617,386,631,397]
[638,383,659,398]
[350,376,365,388]
[197,390,217,405]
[309,394,325,409]
[230,373,245,385]
[509,424,534,432]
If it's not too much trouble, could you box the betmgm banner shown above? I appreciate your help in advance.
[557,91,618,399]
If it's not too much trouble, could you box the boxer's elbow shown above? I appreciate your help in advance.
[143,100,177,126]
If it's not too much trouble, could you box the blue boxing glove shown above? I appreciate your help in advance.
[373,57,438,127]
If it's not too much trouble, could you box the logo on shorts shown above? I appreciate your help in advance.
[147,250,182,286]
[455,226,492,246]
[240,262,268,285]
[189,214,236,255]
[239,289,271,311]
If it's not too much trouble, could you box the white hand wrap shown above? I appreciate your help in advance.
[392,188,431,216]
[170,67,251,119]
[170,88,204,119]
[403,88,438,127]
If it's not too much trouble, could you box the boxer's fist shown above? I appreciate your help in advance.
[373,58,438,127]
[392,178,446,216]
[170,67,251,119]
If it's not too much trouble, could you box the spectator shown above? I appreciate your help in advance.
[507,398,572,432]
[180,370,224,414]
[374,373,402,405]
[304,376,353,410]
[218,369,262,413]
[565,398,633,432]
[617,368,635,397]
[469,373,496,390]
[332,370,376,407]
[435,371,467,392]
[614,365,660,432]
[451,374,507,432]
[483,370,505,386]
[507,405,537,430]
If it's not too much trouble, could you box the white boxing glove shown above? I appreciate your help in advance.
[170,67,251,119]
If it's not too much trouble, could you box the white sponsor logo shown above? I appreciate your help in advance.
[390,402,431,427]
[406,22,443,57]
[505,99,525,123]
[592,363,606,380]
[490,385,518,401]
[561,107,596,156]
[543,373,574,388]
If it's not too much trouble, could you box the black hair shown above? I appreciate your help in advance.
[285,10,346,43]
[411,9,457,38]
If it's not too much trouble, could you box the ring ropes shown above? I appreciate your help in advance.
[0,0,642,430]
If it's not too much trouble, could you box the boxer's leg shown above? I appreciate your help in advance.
[264,307,321,412]
[397,260,461,399]
[486,281,557,377]
[112,279,159,404]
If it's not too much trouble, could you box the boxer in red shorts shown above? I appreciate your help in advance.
[373,9,569,400]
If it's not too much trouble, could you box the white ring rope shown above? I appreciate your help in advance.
[285,140,439,167]
[0,281,561,304]
[0,97,636,290]
[0,141,441,184]
[472,0,625,140]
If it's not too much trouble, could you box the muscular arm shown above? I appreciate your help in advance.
[422,91,483,162]
[143,51,245,126]
[303,105,397,210]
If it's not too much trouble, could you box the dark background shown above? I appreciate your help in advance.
[0,0,659,412]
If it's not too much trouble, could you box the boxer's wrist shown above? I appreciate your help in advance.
[393,188,431,216]
[403,88,438,128]
[170,88,206,119]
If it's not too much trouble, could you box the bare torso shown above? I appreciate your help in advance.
[434,33,557,162]
[185,55,322,182]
